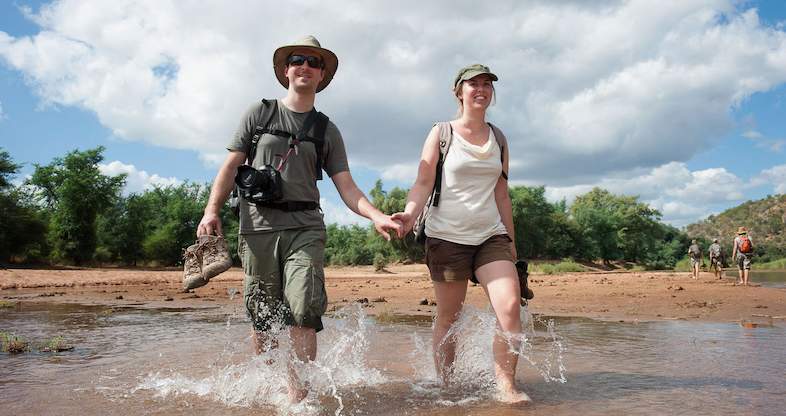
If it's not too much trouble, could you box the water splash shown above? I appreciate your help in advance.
[407,304,567,401]
[137,304,385,415]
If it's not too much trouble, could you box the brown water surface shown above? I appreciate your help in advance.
[1,301,784,415]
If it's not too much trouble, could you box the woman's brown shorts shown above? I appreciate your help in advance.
[425,234,514,282]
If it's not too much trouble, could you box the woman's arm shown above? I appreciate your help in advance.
[494,136,516,259]
[391,125,442,233]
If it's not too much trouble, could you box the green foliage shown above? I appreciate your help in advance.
[531,259,585,275]
[40,336,73,352]
[756,257,786,270]
[373,252,388,271]
[369,179,424,262]
[0,331,29,353]
[0,149,49,262]
[571,188,664,264]
[138,183,210,265]
[28,147,125,265]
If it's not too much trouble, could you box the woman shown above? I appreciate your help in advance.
[392,64,530,403]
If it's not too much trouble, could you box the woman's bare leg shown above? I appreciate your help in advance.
[476,260,532,404]
[432,280,468,384]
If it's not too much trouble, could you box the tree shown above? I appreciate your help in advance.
[369,180,423,262]
[0,149,49,263]
[138,183,210,265]
[96,194,150,265]
[570,188,664,263]
[28,147,125,265]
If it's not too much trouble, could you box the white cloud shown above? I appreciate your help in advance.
[742,129,785,152]
[0,100,4,120]
[754,164,786,194]
[0,1,784,181]
[320,197,369,227]
[2,0,786,228]
[98,160,181,194]
[380,163,418,183]
[544,161,749,226]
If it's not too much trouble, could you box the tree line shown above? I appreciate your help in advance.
[1,147,692,269]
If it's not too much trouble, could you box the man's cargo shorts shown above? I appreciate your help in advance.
[239,229,328,332]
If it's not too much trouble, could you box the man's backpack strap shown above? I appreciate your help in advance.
[249,99,329,181]
[432,121,453,207]
[248,99,278,165]
[488,122,508,181]
[308,112,328,180]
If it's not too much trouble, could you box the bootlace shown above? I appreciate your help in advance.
[183,248,202,275]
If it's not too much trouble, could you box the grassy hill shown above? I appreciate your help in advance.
[685,194,786,262]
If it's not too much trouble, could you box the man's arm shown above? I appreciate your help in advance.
[331,170,402,240]
[197,151,246,236]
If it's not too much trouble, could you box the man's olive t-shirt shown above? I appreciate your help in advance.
[228,99,349,234]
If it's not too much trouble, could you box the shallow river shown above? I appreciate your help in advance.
[1,300,784,415]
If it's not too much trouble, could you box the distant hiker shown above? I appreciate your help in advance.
[708,238,724,280]
[732,227,754,285]
[390,65,530,404]
[688,239,702,279]
[195,35,400,403]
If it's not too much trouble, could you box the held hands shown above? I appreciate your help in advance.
[371,213,404,241]
[390,211,415,237]
[197,212,223,237]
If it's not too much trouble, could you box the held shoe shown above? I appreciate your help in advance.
[516,260,535,303]
[182,241,207,290]
[182,235,233,290]
[200,235,233,280]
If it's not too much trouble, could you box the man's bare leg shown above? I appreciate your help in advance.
[287,326,317,403]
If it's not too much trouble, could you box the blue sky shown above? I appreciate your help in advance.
[1,0,785,228]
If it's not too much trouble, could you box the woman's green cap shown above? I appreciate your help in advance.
[453,64,498,89]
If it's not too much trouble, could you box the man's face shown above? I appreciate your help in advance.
[284,48,325,93]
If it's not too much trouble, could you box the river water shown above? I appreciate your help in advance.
[1,298,785,415]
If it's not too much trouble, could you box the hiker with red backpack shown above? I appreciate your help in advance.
[732,227,754,285]
[390,65,530,404]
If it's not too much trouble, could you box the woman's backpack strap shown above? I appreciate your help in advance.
[432,121,453,207]
[488,122,509,181]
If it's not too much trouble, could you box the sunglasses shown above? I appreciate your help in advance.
[287,54,324,69]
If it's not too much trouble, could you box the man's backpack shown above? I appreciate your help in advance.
[739,235,753,254]
[709,244,721,258]
[413,121,508,244]
[688,244,700,259]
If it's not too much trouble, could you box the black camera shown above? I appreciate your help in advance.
[234,164,283,204]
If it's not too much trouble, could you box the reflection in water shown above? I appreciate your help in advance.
[1,301,784,415]
[724,268,786,287]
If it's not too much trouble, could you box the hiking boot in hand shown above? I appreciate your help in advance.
[516,260,534,303]
[182,242,207,290]
[200,235,232,280]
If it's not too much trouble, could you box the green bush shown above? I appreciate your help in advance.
[756,257,786,270]
[532,259,585,275]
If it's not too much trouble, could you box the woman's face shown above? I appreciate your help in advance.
[458,74,494,110]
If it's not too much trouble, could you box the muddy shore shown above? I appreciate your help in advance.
[2,265,785,325]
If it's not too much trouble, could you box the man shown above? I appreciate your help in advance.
[687,239,702,279]
[196,35,401,402]
[708,238,724,280]
[732,227,754,286]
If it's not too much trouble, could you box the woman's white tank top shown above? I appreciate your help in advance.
[424,127,507,245]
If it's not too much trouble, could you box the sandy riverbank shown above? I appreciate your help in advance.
[2,264,785,325]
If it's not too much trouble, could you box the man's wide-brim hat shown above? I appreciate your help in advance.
[737,226,748,235]
[273,35,338,93]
